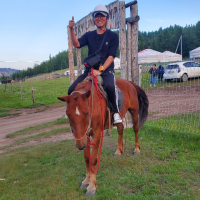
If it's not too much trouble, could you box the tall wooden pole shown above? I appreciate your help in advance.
[76,48,82,76]
[130,2,139,84]
[119,1,127,80]
[127,22,132,81]
[67,26,75,85]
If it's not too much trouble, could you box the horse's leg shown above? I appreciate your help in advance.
[85,132,101,197]
[114,122,124,157]
[80,142,97,197]
[129,109,140,155]
[80,148,91,189]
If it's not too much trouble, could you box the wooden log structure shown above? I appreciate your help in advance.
[67,0,139,83]
[76,48,82,76]
[125,0,137,8]
[67,26,75,84]
[125,0,139,84]
[118,1,127,80]
[127,22,132,81]
[126,15,140,24]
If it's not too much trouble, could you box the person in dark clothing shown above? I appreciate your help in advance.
[68,4,122,124]
[149,64,157,87]
[157,65,164,82]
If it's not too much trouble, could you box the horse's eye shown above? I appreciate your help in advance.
[85,113,88,117]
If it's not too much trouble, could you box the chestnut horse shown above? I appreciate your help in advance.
[58,76,148,196]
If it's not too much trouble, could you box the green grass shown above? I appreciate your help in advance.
[0,125,200,199]
[0,76,70,116]
[147,113,200,135]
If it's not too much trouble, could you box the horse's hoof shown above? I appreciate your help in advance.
[134,151,140,156]
[114,153,121,158]
[80,183,89,189]
[85,189,96,197]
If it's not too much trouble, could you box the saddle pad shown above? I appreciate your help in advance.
[97,81,123,112]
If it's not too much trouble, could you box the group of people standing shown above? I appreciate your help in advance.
[149,64,164,87]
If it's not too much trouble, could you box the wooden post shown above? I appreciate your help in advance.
[32,87,35,106]
[127,22,132,81]
[5,77,7,91]
[76,48,82,76]
[11,82,13,94]
[67,26,75,85]
[119,1,127,80]
[130,2,139,84]
[20,81,23,100]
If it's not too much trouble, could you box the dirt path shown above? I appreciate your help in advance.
[0,106,66,144]
[0,85,199,153]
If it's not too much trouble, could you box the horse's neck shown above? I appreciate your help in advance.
[88,82,107,113]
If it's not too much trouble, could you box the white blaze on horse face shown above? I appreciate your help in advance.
[76,107,80,116]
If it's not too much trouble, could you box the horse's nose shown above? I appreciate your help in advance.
[75,143,86,150]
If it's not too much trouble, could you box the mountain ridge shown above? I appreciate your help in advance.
[0,68,22,77]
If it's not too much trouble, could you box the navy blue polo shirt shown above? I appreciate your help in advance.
[78,29,119,71]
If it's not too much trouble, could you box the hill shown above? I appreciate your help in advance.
[0,68,22,77]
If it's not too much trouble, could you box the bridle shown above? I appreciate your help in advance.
[69,76,95,141]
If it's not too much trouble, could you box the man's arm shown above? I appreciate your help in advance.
[92,56,114,76]
[102,56,114,70]
[69,16,80,48]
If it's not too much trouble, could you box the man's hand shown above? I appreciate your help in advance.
[92,69,102,76]
[68,16,80,48]
[69,16,75,29]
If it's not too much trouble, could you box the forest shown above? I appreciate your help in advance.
[10,21,200,80]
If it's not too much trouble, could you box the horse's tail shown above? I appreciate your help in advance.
[129,81,149,129]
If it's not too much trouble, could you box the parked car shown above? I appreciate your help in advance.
[163,61,200,82]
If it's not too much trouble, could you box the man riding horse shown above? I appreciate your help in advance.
[58,4,149,196]
[68,4,122,124]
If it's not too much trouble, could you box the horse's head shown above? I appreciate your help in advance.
[58,82,91,150]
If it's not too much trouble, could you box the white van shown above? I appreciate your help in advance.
[163,61,200,82]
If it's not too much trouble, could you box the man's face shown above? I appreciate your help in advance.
[94,14,107,28]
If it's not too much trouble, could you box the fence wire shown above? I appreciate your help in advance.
[140,61,200,135]
[1,60,200,135]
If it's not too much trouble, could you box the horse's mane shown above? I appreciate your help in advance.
[75,78,91,92]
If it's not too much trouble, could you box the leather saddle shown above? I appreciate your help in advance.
[97,76,123,112]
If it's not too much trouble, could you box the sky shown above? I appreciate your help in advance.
[0,0,199,70]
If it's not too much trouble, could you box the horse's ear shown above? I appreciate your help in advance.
[57,96,69,102]
[82,90,91,100]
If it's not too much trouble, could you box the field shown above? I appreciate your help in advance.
[0,124,200,199]
[0,71,200,199]
[0,72,70,117]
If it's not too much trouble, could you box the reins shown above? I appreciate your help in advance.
[70,68,105,174]
[87,68,104,174]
